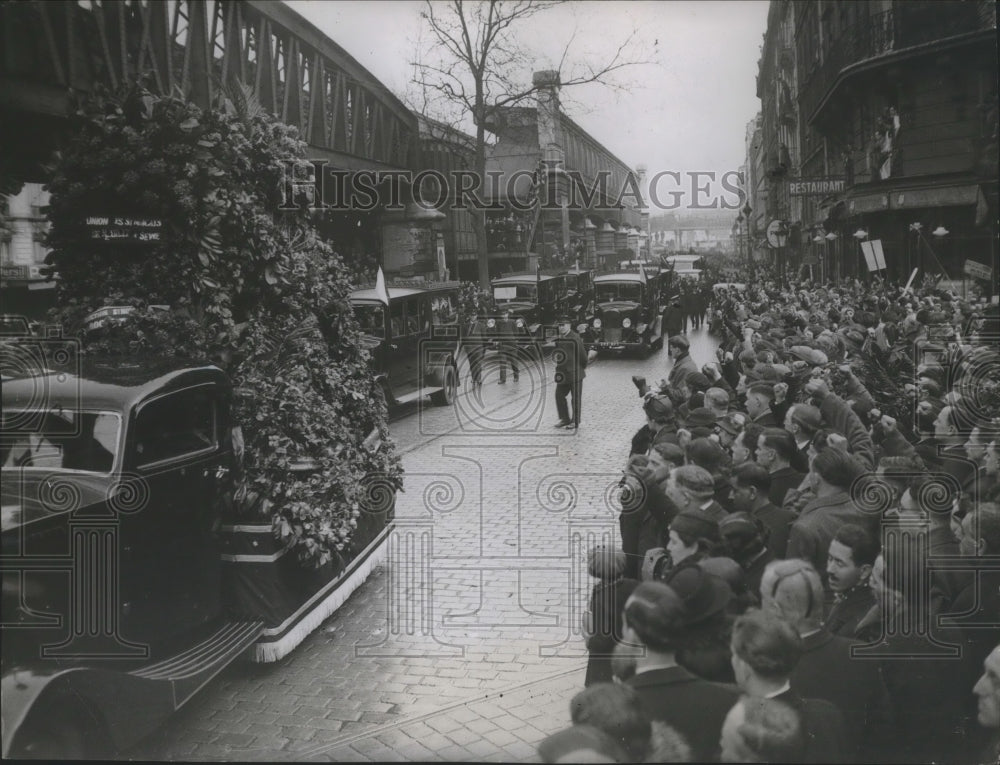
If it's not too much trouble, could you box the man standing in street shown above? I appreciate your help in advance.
[553,315,586,430]
[662,297,684,341]
[497,309,520,384]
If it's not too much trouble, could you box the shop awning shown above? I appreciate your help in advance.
[889,184,980,210]
[847,193,890,214]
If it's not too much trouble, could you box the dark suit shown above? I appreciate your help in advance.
[768,465,806,507]
[553,330,586,425]
[752,501,796,558]
[787,491,872,576]
[791,629,893,761]
[627,665,739,762]
[823,585,875,639]
[773,688,848,764]
[751,410,779,428]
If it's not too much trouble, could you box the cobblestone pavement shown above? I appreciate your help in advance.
[130,328,720,761]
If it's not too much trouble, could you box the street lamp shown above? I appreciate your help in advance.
[742,203,753,276]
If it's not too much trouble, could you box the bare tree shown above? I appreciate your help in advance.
[414,0,651,288]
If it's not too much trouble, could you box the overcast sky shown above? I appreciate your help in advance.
[287,0,768,212]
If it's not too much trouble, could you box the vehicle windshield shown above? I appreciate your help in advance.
[1,408,121,473]
[354,305,385,338]
[494,284,536,303]
[596,283,642,303]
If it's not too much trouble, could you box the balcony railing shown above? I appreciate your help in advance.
[800,2,995,124]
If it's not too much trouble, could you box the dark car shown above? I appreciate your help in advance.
[585,269,665,356]
[349,280,463,407]
[1,359,259,757]
[490,271,566,337]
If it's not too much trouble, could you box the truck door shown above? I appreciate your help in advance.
[120,384,228,649]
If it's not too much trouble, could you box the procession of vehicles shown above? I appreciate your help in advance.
[0,259,704,756]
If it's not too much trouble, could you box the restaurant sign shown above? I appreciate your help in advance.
[86,216,163,243]
[788,178,846,196]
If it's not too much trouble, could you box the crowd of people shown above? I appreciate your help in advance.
[539,270,1000,763]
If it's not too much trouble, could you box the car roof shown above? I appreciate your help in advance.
[492,273,563,285]
[349,281,461,305]
[1,358,228,413]
[594,273,647,284]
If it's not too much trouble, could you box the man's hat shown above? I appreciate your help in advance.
[644,394,674,419]
[716,412,745,436]
[669,510,720,543]
[663,565,732,626]
[685,407,717,429]
[789,345,829,366]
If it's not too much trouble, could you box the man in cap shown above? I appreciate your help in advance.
[623,581,739,762]
[666,335,698,391]
[664,464,727,523]
[553,314,586,430]
[729,462,796,559]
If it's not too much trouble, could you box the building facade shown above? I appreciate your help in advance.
[791,0,997,287]
[484,71,647,274]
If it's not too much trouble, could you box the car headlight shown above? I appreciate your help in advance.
[622,318,632,329]
[593,318,602,329]
[487,318,496,329]
[516,319,524,328]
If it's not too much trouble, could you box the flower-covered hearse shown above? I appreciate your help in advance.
[0,356,394,757]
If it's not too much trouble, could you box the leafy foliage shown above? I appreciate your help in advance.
[45,83,402,568]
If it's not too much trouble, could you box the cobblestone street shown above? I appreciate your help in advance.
[129,329,719,761]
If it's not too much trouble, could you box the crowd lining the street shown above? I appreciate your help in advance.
[537,268,1000,764]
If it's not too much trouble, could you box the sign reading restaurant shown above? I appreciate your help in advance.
[787,178,847,196]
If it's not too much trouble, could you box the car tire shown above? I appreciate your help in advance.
[431,365,457,406]
[9,695,110,760]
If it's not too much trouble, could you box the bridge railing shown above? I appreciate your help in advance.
[0,0,417,169]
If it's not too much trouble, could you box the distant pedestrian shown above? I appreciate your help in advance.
[553,315,586,430]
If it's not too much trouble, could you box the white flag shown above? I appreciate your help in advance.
[374,266,390,307]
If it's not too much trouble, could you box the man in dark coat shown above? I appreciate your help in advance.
[623,581,739,762]
[755,428,807,509]
[662,297,685,339]
[761,559,893,761]
[552,316,587,429]
[823,523,877,638]
[729,462,796,558]
[730,608,847,764]
[464,316,487,387]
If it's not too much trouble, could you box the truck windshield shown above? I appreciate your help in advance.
[596,283,642,303]
[354,305,385,338]
[1,408,121,473]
